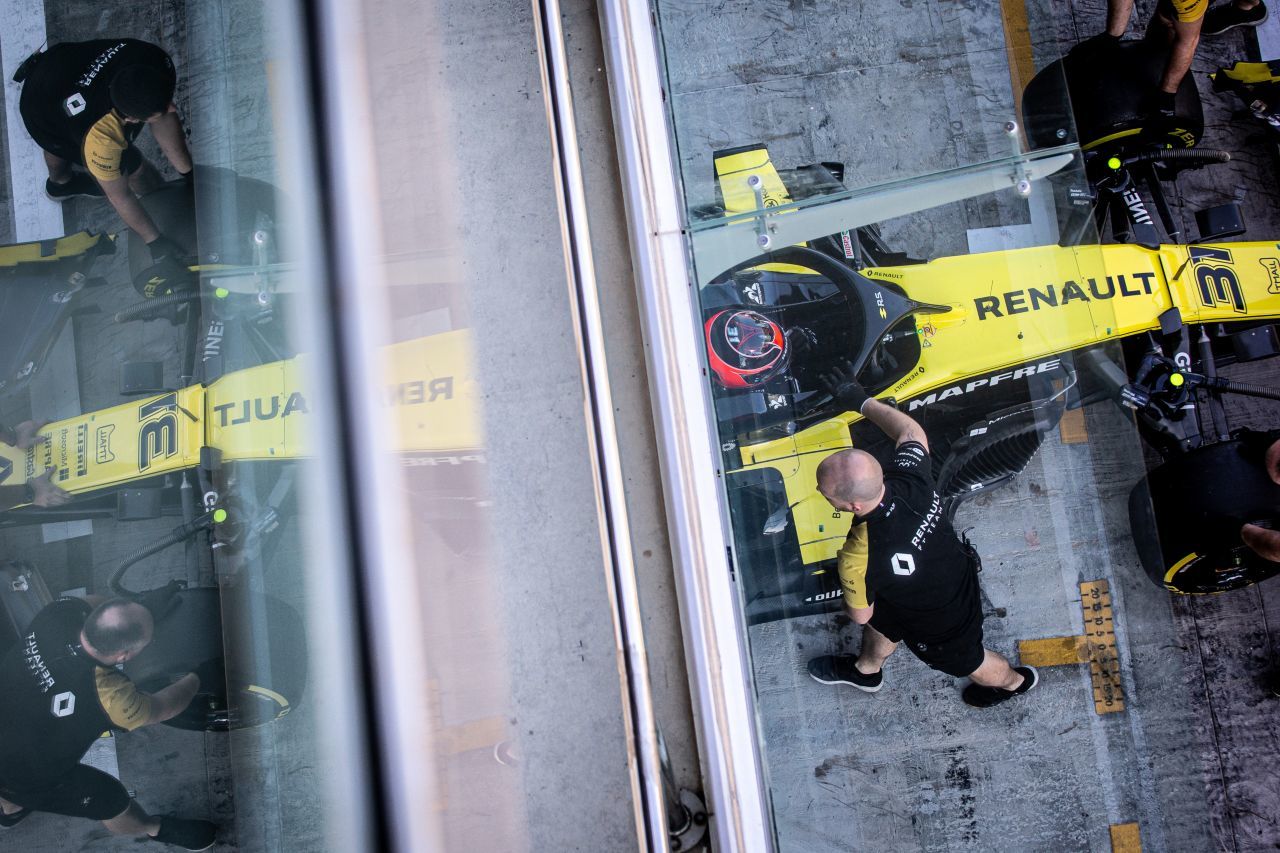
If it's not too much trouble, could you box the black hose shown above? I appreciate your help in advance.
[1123,149,1231,167]
[1208,378,1280,402]
[108,514,215,596]
[114,291,199,323]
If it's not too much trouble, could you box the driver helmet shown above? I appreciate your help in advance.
[705,309,790,389]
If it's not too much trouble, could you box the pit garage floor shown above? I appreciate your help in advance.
[0,1,1278,853]
[651,0,1280,849]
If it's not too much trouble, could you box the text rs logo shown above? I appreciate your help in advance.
[138,394,180,471]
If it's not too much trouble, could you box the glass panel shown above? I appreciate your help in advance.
[649,0,1280,849]
[0,6,371,851]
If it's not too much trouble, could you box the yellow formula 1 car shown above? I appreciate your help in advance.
[703,144,1280,625]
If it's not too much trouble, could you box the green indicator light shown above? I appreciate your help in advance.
[1107,157,1121,170]
[1169,373,1184,387]
[214,287,230,299]
[213,508,228,523]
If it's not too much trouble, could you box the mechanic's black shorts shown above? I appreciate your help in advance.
[0,764,131,820]
[875,616,986,678]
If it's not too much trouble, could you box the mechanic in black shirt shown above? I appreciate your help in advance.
[806,367,1038,708]
[0,597,216,849]
[15,39,192,265]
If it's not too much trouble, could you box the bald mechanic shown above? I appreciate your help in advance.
[806,365,1037,708]
[16,39,193,265]
[0,596,216,849]
[1096,0,1267,116]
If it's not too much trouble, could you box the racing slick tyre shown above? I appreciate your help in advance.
[1130,439,1280,593]
[1023,41,1203,153]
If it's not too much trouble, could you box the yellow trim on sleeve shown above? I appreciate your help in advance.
[837,521,870,609]
[95,667,153,731]
[82,112,129,182]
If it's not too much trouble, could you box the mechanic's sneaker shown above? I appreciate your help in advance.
[1203,1,1268,35]
[151,816,216,850]
[0,806,30,828]
[962,666,1038,708]
[45,173,103,201]
[807,654,883,693]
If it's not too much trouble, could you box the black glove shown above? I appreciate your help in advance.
[1146,88,1178,119]
[138,579,186,621]
[192,657,226,693]
[1073,32,1122,57]
[820,360,872,413]
[146,233,186,264]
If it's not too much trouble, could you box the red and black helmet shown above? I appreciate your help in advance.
[705,309,790,389]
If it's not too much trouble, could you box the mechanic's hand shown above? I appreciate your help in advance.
[820,360,872,413]
[138,579,186,621]
[146,233,187,265]
[11,420,48,450]
[1074,32,1122,56]
[1145,88,1178,119]
[192,658,226,693]
[29,469,71,507]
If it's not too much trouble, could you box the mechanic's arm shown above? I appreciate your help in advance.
[99,176,162,244]
[860,398,929,452]
[847,602,874,625]
[143,673,200,725]
[148,105,192,176]
[1106,0,1133,36]
[1160,18,1201,94]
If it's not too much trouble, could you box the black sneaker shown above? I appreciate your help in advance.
[1203,1,1268,35]
[0,806,30,828]
[962,666,1038,708]
[152,816,216,850]
[45,173,103,201]
[807,654,883,693]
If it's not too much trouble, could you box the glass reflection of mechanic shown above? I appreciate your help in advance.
[0,420,69,510]
[1096,0,1267,115]
[805,366,1038,709]
[16,39,193,266]
[0,596,216,849]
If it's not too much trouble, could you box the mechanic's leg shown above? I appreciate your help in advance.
[856,624,898,675]
[127,157,162,196]
[44,151,73,184]
[102,799,161,837]
[968,648,1025,689]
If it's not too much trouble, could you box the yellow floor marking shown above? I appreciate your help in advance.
[1081,580,1125,714]
[999,0,1036,119]
[1110,822,1142,852]
[1018,635,1090,667]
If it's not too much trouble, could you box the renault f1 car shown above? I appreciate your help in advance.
[707,50,1280,623]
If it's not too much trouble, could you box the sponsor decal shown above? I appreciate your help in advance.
[874,290,887,320]
[51,691,76,718]
[385,378,453,406]
[76,43,127,88]
[804,589,843,604]
[95,425,116,463]
[1121,188,1153,225]
[138,394,181,471]
[840,231,856,260]
[63,93,87,116]
[23,633,56,693]
[743,281,764,304]
[973,274,1156,320]
[905,358,1062,412]
[213,391,308,427]
[400,453,487,467]
[1191,246,1246,313]
[891,552,917,576]
[1259,257,1280,294]
[202,321,224,363]
[75,425,88,477]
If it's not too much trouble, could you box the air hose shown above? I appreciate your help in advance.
[1123,149,1232,167]
[1206,377,1280,402]
[114,291,199,323]
[108,510,223,596]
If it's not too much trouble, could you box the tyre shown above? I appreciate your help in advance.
[1129,439,1280,593]
[1023,41,1203,154]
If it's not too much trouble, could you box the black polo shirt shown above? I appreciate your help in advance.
[856,442,980,642]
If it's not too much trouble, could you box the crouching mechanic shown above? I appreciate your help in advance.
[16,38,193,266]
[0,596,216,849]
[806,364,1038,708]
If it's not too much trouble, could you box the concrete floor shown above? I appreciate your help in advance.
[655,0,1280,850]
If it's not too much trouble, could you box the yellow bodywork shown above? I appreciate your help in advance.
[0,330,480,498]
